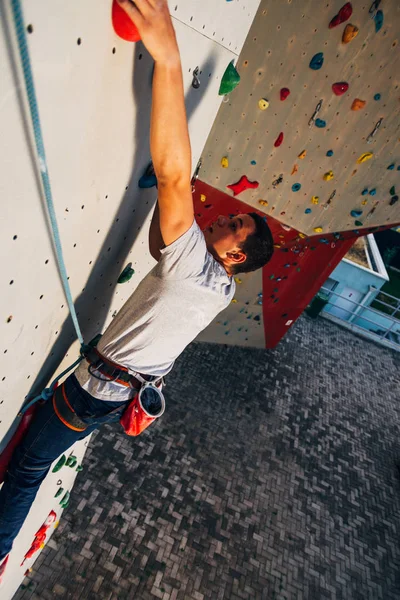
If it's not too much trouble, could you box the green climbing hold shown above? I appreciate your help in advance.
[54,487,64,498]
[354,220,363,226]
[219,62,241,96]
[52,454,66,473]
[118,263,135,284]
[66,455,77,468]
[390,186,395,196]
[76,465,84,472]
[60,491,70,508]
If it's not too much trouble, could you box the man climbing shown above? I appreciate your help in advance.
[0,0,273,573]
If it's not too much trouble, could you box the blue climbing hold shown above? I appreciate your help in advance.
[309,52,324,70]
[369,188,376,196]
[292,183,301,192]
[138,162,157,188]
[319,238,329,244]
[361,188,369,195]
[374,93,381,101]
[375,9,383,32]
[326,150,334,157]
[254,315,261,322]
[351,209,363,217]
[305,208,312,214]
[387,164,395,170]
[250,160,257,165]
[315,119,326,128]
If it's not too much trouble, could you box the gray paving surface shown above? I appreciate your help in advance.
[14,316,400,600]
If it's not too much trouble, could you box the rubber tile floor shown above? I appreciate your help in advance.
[14,316,400,600]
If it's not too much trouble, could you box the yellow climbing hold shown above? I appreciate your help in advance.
[258,199,268,207]
[323,171,334,181]
[274,244,281,249]
[314,227,323,233]
[221,156,229,168]
[361,199,368,206]
[298,150,307,159]
[291,164,298,175]
[356,152,373,164]
[231,299,238,303]
[298,233,307,239]
[311,196,319,205]
[200,194,207,202]
[258,98,269,110]
[234,277,242,284]
[342,24,359,44]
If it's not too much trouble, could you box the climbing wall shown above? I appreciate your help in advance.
[0,1,260,596]
[200,0,400,235]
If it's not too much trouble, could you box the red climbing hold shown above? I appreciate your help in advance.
[112,0,141,42]
[227,175,259,197]
[274,132,284,147]
[332,82,349,96]
[280,88,290,101]
[329,3,352,29]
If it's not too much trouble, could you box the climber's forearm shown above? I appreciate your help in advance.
[150,57,192,185]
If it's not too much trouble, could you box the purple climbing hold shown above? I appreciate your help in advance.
[310,52,324,70]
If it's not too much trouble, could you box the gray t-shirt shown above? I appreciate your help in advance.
[74,220,235,401]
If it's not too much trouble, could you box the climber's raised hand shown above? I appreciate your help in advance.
[117,0,180,65]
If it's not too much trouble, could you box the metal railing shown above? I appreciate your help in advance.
[320,286,400,350]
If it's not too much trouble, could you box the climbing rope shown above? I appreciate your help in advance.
[10,0,90,415]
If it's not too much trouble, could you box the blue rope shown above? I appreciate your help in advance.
[10,0,84,346]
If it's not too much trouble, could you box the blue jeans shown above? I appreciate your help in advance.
[0,374,129,561]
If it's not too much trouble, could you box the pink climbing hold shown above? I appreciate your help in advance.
[280,88,290,101]
[227,175,259,197]
[332,82,349,95]
[274,132,284,147]
[329,2,352,29]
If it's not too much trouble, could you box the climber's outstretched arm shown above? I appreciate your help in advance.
[117,0,194,246]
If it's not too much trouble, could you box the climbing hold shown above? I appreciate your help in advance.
[234,277,242,284]
[200,194,206,202]
[76,465,84,472]
[369,188,376,196]
[309,52,324,70]
[280,88,290,101]
[390,195,399,206]
[291,164,298,175]
[258,98,269,110]
[354,220,363,227]
[387,163,395,170]
[227,175,259,196]
[219,62,241,95]
[284,263,291,268]
[361,188,369,195]
[298,150,307,159]
[329,3,352,29]
[117,263,135,284]
[342,23,359,43]
[52,455,66,473]
[326,150,334,157]
[112,0,141,42]
[332,82,349,96]
[314,227,323,233]
[311,196,319,205]
[315,119,326,128]
[221,156,229,168]
[54,488,64,498]
[374,93,381,101]
[351,210,363,218]
[251,160,257,165]
[138,162,157,188]
[390,186,396,196]
[361,199,368,206]
[204,204,212,209]
[351,98,366,110]
[357,152,373,164]
[274,132,284,147]
[66,455,77,468]
[374,9,383,32]
[269,274,275,280]
[258,199,268,206]
[323,171,334,181]
[59,491,70,509]
[305,208,312,214]
[292,183,301,192]
[254,315,261,322]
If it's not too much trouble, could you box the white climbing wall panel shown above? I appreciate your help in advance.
[0,1,259,596]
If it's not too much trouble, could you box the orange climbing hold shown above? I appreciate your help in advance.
[351,98,366,111]
[112,0,141,42]
[298,150,307,159]
[342,24,359,43]
[291,164,298,175]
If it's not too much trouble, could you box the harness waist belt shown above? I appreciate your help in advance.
[83,347,150,389]
[53,384,88,432]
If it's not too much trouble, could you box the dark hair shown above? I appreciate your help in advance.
[233,212,274,274]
